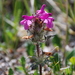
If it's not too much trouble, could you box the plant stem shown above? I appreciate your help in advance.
[36,43,42,75]
[66,0,69,44]
[23,66,28,75]
[36,43,40,57]
[39,65,42,75]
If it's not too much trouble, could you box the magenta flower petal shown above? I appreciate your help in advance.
[24,21,29,30]
[44,19,53,28]
[48,17,54,21]
[40,13,52,19]
[20,19,26,25]
[36,4,46,14]
[22,15,34,20]
[44,19,47,23]
[23,20,32,30]
[40,4,46,13]
[27,20,32,26]
[48,20,53,28]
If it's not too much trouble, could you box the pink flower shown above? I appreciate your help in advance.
[20,4,54,30]
[44,17,54,28]
[20,15,34,30]
[39,13,54,28]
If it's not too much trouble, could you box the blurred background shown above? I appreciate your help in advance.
[0,0,75,75]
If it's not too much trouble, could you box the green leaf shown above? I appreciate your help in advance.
[26,43,35,56]
[52,35,62,47]
[14,9,22,24]
[5,29,17,42]
[13,0,23,17]
[23,0,31,15]
[65,67,72,75]
[74,0,75,16]
[8,68,14,75]
[34,70,39,75]
[66,49,75,65]
[6,30,13,39]
[70,57,75,65]
[21,56,26,66]
[0,0,2,12]
[16,66,24,72]
[20,56,29,75]
[50,53,61,73]
[69,4,75,21]
[34,0,41,11]
[40,43,45,49]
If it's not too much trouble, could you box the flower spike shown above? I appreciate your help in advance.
[20,4,54,42]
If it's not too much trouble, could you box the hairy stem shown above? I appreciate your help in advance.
[36,43,42,75]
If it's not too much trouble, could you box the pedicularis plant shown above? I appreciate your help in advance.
[20,4,54,75]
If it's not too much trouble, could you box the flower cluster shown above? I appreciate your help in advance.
[20,4,54,42]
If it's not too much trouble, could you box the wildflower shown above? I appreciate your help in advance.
[20,4,54,42]
[20,15,34,30]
